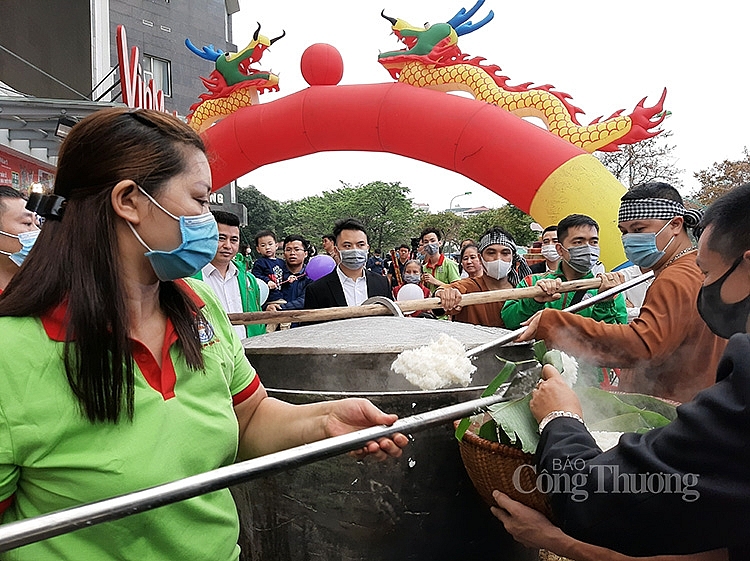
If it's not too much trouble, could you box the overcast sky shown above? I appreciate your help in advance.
[231,0,749,212]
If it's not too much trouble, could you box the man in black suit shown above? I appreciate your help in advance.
[304,218,393,309]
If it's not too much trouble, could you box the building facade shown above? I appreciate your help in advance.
[106,0,236,115]
[0,0,243,218]
[0,0,234,116]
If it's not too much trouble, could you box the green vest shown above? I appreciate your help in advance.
[193,258,266,337]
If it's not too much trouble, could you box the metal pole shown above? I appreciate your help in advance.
[0,394,509,552]
[448,191,471,211]
[465,271,655,357]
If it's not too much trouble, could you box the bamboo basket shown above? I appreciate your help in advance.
[454,420,552,518]
[454,421,575,561]
[455,391,677,561]
[538,550,573,561]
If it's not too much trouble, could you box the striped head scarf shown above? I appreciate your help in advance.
[618,197,703,230]
[478,229,532,287]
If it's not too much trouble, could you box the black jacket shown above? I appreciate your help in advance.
[303,268,393,309]
[537,333,750,559]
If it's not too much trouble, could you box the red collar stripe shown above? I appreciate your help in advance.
[39,280,207,400]
[424,253,445,272]
[131,319,179,400]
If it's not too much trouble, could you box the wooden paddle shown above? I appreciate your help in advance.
[228,277,605,325]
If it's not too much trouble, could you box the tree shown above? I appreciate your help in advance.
[596,130,684,189]
[419,212,466,253]
[692,148,750,205]
[348,181,424,251]
[272,181,424,252]
[460,205,537,247]
[276,187,356,242]
[236,185,280,248]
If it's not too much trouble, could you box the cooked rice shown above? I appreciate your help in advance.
[391,334,476,390]
[559,351,578,388]
[590,430,623,452]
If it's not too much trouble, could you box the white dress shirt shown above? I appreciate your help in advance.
[201,262,247,340]
[336,265,368,306]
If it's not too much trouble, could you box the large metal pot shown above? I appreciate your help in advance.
[234,317,537,561]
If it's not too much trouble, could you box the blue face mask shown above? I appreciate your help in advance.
[622,220,675,269]
[0,228,40,267]
[128,186,218,281]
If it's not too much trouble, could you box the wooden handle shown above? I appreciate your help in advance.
[229,277,603,325]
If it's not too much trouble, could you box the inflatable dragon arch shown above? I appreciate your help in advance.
[378,2,666,153]
[190,2,668,268]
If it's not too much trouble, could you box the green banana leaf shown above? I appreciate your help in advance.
[577,387,675,427]
[485,386,675,455]
[588,412,668,432]
[458,341,677,455]
[486,395,539,454]
[454,360,516,441]
[612,392,678,422]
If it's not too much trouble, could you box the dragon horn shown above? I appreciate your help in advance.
[381,10,397,25]
[184,38,221,61]
[455,10,494,36]
[253,22,261,41]
[270,29,286,45]
[447,0,484,28]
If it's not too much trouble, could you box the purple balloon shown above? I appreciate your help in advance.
[305,254,336,281]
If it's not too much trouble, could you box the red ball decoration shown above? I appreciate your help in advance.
[300,43,344,86]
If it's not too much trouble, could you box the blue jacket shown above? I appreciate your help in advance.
[251,256,285,302]
[279,265,313,310]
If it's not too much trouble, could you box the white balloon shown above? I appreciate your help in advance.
[256,277,269,305]
[397,283,425,302]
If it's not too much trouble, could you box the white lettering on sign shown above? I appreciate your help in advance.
[209,193,224,204]
[116,25,166,113]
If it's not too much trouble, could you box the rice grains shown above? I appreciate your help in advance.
[391,334,477,390]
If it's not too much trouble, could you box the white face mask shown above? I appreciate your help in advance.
[541,244,561,262]
[481,257,512,280]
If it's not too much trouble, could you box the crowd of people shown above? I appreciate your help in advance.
[0,106,748,560]
[180,177,726,409]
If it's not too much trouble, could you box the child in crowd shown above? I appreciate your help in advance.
[251,230,286,308]
[394,259,430,299]
[394,259,435,319]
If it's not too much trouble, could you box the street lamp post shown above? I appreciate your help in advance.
[449,191,472,212]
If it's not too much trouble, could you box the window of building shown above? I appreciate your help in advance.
[142,54,171,97]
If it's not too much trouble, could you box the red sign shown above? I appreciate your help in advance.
[116,25,167,113]
[0,146,56,193]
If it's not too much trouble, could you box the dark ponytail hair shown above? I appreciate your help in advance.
[0,108,209,423]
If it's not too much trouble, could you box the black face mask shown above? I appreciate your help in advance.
[697,256,750,339]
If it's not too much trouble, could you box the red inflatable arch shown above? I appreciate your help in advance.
[202,44,627,267]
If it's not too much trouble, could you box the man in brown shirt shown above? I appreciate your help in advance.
[519,182,726,403]
[436,227,531,328]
